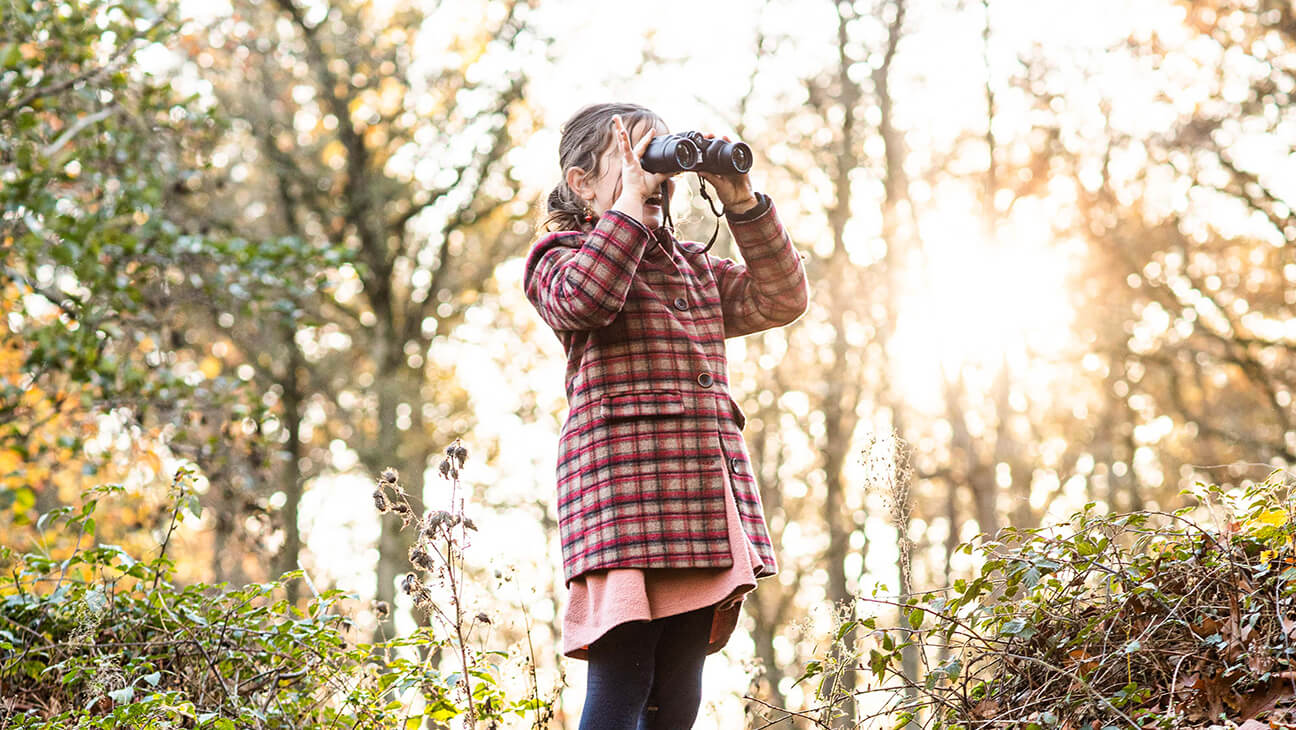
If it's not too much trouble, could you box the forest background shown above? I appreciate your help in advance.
[2,0,1294,726]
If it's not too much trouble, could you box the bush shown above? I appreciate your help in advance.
[796,470,1296,728]
[0,461,551,729]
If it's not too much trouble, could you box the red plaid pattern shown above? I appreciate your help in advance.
[524,200,809,583]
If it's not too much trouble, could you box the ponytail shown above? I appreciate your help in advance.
[542,182,588,233]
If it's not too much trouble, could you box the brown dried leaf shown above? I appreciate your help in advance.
[1193,617,1223,637]
[1238,677,1295,718]
[1279,614,1296,641]
[1068,648,1099,675]
[1247,648,1275,676]
[972,699,1004,719]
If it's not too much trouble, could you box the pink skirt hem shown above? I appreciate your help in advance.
[562,470,766,659]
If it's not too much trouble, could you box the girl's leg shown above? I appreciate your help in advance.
[640,606,714,730]
[580,619,663,730]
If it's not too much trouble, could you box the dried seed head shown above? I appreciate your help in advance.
[438,458,451,478]
[372,490,389,513]
[413,588,433,610]
[400,573,422,596]
[380,467,398,484]
[374,601,391,620]
[424,510,452,537]
[453,444,468,465]
[391,501,411,516]
[409,545,435,571]
[475,612,491,625]
[462,516,477,531]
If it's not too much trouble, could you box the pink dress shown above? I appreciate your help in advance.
[562,468,767,659]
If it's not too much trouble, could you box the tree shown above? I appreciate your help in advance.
[1060,0,1295,506]
[727,0,916,720]
[176,0,541,630]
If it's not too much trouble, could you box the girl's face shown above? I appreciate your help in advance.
[586,118,672,230]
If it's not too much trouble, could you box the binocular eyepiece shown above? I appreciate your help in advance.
[641,131,753,176]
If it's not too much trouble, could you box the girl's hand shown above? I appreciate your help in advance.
[610,115,670,214]
[697,133,758,214]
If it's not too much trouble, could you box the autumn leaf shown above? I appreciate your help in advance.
[199,356,221,379]
[1255,509,1288,527]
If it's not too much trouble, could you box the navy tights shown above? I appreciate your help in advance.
[578,606,714,730]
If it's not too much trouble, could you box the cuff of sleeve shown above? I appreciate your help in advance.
[599,209,655,240]
[725,192,771,223]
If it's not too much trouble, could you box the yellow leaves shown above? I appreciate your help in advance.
[1255,509,1288,527]
[1242,508,1290,547]
[0,449,21,476]
[377,76,404,117]
[321,139,346,170]
[0,346,23,383]
[139,450,163,477]
[199,356,221,379]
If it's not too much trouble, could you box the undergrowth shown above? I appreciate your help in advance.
[0,449,552,729]
[789,471,1296,729]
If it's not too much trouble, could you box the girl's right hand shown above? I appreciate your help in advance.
[610,115,670,214]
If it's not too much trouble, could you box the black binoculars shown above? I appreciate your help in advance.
[641,131,753,175]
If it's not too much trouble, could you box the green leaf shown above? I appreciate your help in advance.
[186,493,203,518]
[793,660,823,687]
[1000,617,1035,639]
[835,619,858,641]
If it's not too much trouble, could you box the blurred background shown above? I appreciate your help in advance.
[3,0,1294,725]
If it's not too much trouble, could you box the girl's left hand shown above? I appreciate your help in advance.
[697,134,758,214]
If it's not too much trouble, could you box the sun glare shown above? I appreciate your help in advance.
[891,204,1074,410]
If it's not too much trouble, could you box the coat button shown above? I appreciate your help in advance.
[673,297,688,311]
[697,372,713,388]
[729,457,745,475]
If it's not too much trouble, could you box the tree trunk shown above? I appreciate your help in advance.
[274,331,304,604]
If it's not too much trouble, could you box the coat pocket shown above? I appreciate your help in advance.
[599,390,686,420]
[727,395,747,430]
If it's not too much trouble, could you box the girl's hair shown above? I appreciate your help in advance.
[542,102,665,233]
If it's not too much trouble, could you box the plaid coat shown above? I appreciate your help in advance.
[524,197,809,583]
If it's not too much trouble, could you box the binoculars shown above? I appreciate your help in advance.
[641,131,753,175]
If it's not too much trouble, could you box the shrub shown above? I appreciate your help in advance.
[794,470,1296,728]
[1,454,552,728]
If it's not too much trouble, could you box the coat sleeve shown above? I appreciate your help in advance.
[712,196,810,338]
[523,211,653,332]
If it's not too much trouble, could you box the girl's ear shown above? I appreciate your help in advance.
[566,166,593,201]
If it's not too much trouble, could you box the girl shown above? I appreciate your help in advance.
[523,102,809,729]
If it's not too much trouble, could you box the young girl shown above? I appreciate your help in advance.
[523,102,809,729]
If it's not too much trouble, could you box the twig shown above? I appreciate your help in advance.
[151,470,187,594]
[744,692,830,729]
[40,105,118,158]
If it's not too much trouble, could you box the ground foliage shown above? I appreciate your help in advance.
[792,471,1296,729]
[0,464,550,729]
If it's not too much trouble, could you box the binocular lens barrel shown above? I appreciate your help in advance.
[719,142,752,174]
[674,142,699,170]
[640,132,754,175]
[642,137,700,174]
